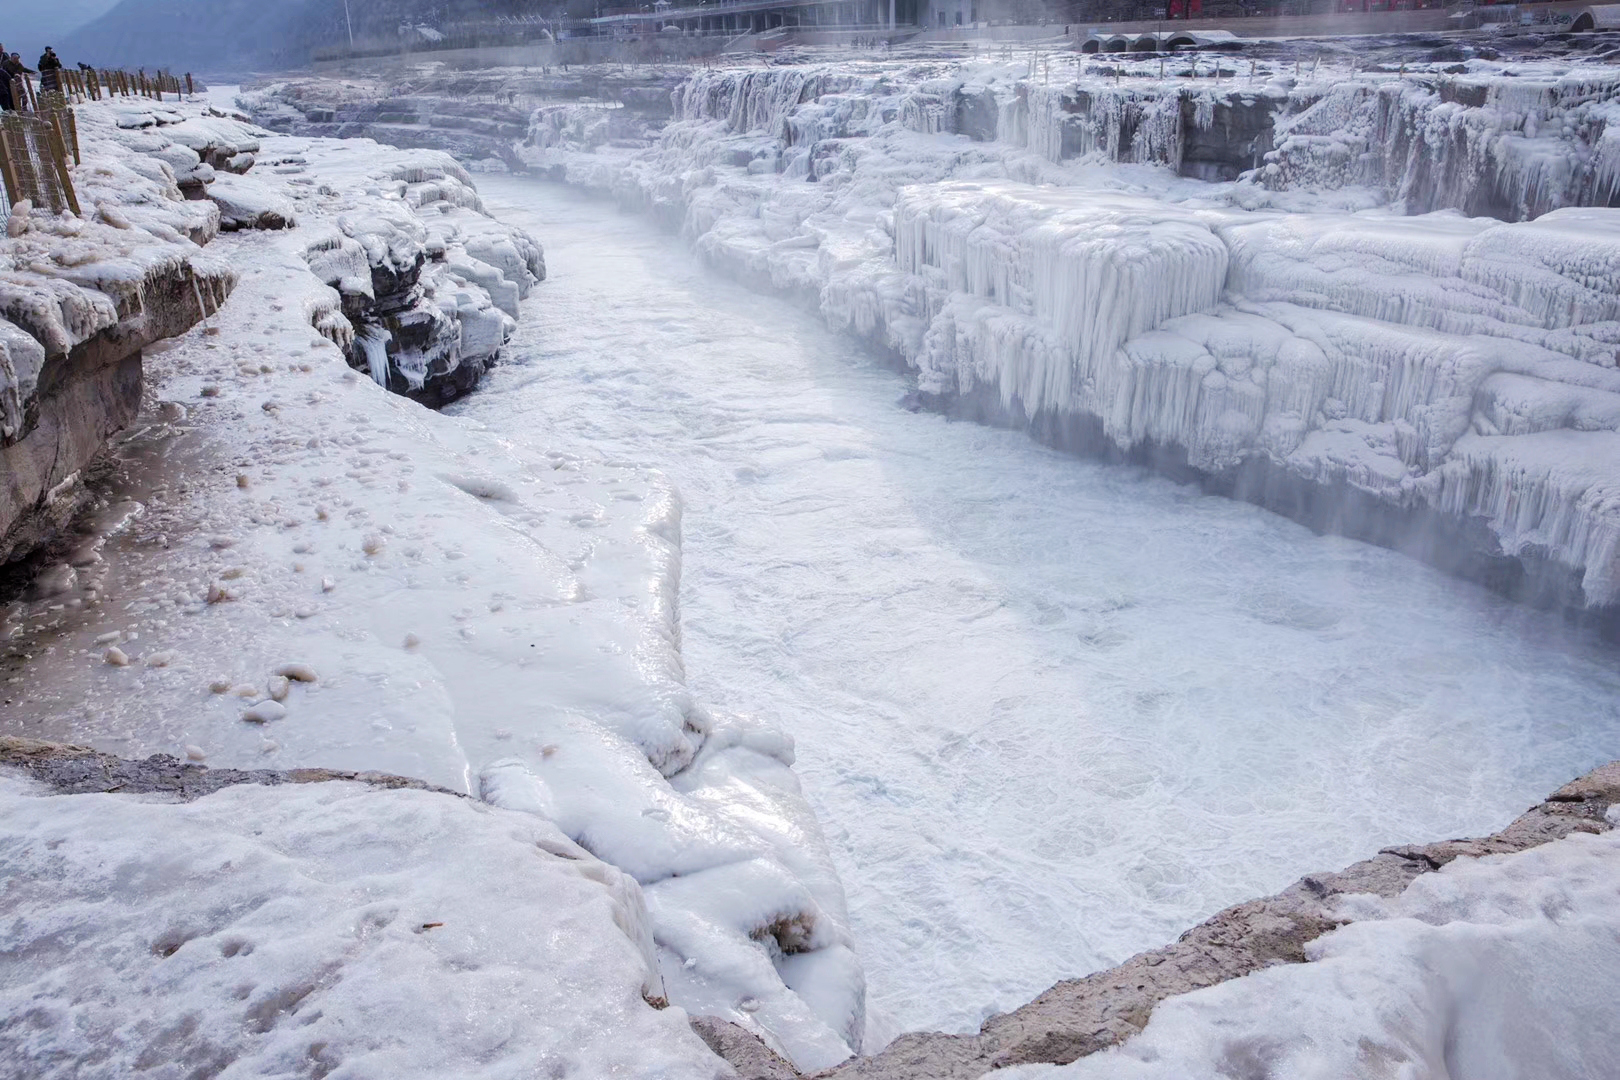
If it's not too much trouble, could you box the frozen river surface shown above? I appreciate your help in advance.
[461,178,1620,1045]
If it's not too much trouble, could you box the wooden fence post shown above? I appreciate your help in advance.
[44,114,80,217]
[186,73,194,96]
[0,129,20,210]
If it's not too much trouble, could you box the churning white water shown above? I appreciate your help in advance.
[458,178,1620,1045]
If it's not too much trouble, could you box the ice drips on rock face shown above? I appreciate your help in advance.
[878,187,1620,607]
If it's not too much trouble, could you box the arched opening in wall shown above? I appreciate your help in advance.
[1103,36,1128,52]
[1572,12,1595,30]
[1081,38,1100,52]
[1130,36,1159,51]
[1167,35,1197,49]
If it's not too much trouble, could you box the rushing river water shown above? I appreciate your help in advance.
[458,177,1620,1045]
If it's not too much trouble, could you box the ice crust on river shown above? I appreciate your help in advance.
[2,98,859,1073]
[520,56,1620,609]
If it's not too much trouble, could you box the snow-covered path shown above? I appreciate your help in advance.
[459,177,1620,1046]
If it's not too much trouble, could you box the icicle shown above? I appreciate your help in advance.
[190,274,212,332]
[358,327,392,387]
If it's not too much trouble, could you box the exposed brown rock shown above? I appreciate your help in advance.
[0,736,461,800]
[690,1016,800,1080]
[711,760,1620,1080]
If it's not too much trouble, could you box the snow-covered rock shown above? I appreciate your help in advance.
[73,97,543,406]
[1013,809,1620,1080]
[0,106,237,564]
[208,173,297,231]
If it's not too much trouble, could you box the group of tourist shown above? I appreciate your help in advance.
[0,45,66,111]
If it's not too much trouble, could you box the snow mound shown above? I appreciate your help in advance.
[208,173,297,231]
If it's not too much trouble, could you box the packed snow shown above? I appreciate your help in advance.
[0,774,728,1079]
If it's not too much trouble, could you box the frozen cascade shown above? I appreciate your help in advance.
[892,185,1229,410]
[1258,72,1620,219]
[642,61,1620,218]
[358,325,391,386]
[459,177,1620,1050]
[878,185,1620,606]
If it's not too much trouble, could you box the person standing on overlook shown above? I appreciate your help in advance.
[36,47,63,94]
[2,51,31,111]
[0,44,12,112]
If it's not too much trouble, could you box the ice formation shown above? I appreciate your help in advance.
[473,54,1620,612]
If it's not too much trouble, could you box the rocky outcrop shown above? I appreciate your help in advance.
[0,207,234,566]
[296,152,545,405]
[690,1017,800,1080]
[240,69,684,172]
[0,735,461,799]
[248,84,537,172]
[691,760,1620,1080]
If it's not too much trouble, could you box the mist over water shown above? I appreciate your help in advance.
[457,177,1620,1044]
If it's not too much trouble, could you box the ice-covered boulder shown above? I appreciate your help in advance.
[285,148,543,405]
[208,173,296,231]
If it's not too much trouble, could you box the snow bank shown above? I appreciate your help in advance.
[1004,821,1620,1080]
[2,100,861,1072]
[0,773,726,1079]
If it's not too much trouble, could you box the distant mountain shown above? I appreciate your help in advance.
[55,0,331,73]
[53,0,554,75]
[5,0,125,66]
